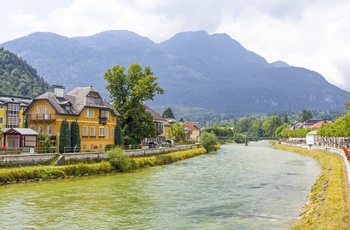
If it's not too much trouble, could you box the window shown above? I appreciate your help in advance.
[89,109,94,117]
[47,125,52,135]
[99,127,105,136]
[84,109,88,117]
[37,106,42,114]
[105,128,108,137]
[30,125,35,130]
[100,110,108,118]
[7,103,19,114]
[111,128,115,137]
[0,105,3,110]
[83,145,86,149]
[0,117,3,124]
[83,126,88,136]
[90,127,95,136]
[38,125,43,133]
[44,106,49,119]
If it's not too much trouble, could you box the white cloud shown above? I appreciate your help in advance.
[0,0,350,91]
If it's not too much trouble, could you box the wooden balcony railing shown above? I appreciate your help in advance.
[27,113,57,121]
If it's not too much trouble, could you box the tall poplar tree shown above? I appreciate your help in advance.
[59,120,71,153]
[70,121,81,152]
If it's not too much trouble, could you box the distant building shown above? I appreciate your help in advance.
[183,121,201,142]
[143,105,167,145]
[0,95,32,129]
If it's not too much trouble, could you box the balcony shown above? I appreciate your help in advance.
[27,113,57,121]
[99,116,107,124]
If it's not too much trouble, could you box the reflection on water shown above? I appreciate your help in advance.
[0,142,320,229]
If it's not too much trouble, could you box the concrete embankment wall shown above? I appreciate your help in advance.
[0,144,201,166]
[282,142,350,197]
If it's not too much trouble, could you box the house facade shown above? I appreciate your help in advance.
[183,121,201,142]
[24,86,120,151]
[142,105,167,145]
[0,96,31,129]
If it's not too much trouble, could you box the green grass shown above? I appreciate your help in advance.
[274,143,350,229]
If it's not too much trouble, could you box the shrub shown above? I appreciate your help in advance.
[106,147,132,172]
[200,132,220,152]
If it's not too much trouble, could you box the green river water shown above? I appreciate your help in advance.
[0,142,320,229]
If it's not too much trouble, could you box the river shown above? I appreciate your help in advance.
[0,142,320,229]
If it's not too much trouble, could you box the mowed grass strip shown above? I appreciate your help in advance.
[274,144,350,229]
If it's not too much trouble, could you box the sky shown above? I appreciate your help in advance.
[1,0,350,92]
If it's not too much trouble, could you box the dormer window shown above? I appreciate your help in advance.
[66,105,71,111]
[87,92,98,98]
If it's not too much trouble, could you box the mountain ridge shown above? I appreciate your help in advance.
[1,30,348,115]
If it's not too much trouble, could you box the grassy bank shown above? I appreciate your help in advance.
[274,143,350,229]
[0,147,207,185]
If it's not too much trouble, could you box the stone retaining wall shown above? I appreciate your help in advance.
[0,153,57,166]
[0,144,202,166]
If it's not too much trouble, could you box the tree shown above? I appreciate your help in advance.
[115,121,124,145]
[70,121,81,152]
[104,63,164,145]
[162,107,175,119]
[200,132,220,153]
[59,120,71,153]
[261,115,282,137]
[166,122,186,142]
[300,109,312,122]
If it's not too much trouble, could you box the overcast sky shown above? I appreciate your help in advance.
[1,0,350,92]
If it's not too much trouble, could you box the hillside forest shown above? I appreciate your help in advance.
[0,47,50,98]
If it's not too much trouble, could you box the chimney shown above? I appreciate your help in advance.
[53,85,65,97]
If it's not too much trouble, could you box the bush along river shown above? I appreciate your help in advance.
[0,142,320,229]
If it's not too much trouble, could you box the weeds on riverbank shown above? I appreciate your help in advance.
[131,148,207,169]
[274,144,350,229]
[0,148,207,185]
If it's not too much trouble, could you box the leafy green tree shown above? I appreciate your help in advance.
[70,121,81,152]
[167,122,186,142]
[200,132,220,153]
[261,115,282,137]
[162,107,175,119]
[59,120,71,153]
[300,109,313,122]
[104,63,164,145]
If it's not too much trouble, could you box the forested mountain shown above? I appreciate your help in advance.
[1,30,348,117]
[0,47,50,98]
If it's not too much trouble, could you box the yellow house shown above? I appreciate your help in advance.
[0,96,31,129]
[163,117,177,139]
[183,121,201,142]
[23,85,120,152]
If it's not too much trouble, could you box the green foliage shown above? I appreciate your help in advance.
[104,63,164,144]
[131,148,207,169]
[70,121,81,152]
[261,115,282,137]
[162,107,175,119]
[300,109,313,122]
[106,147,132,172]
[115,121,123,145]
[0,48,50,98]
[37,133,53,153]
[59,120,71,153]
[200,132,220,153]
[167,122,186,142]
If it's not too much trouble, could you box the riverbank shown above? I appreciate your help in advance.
[0,147,207,185]
[274,143,350,229]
